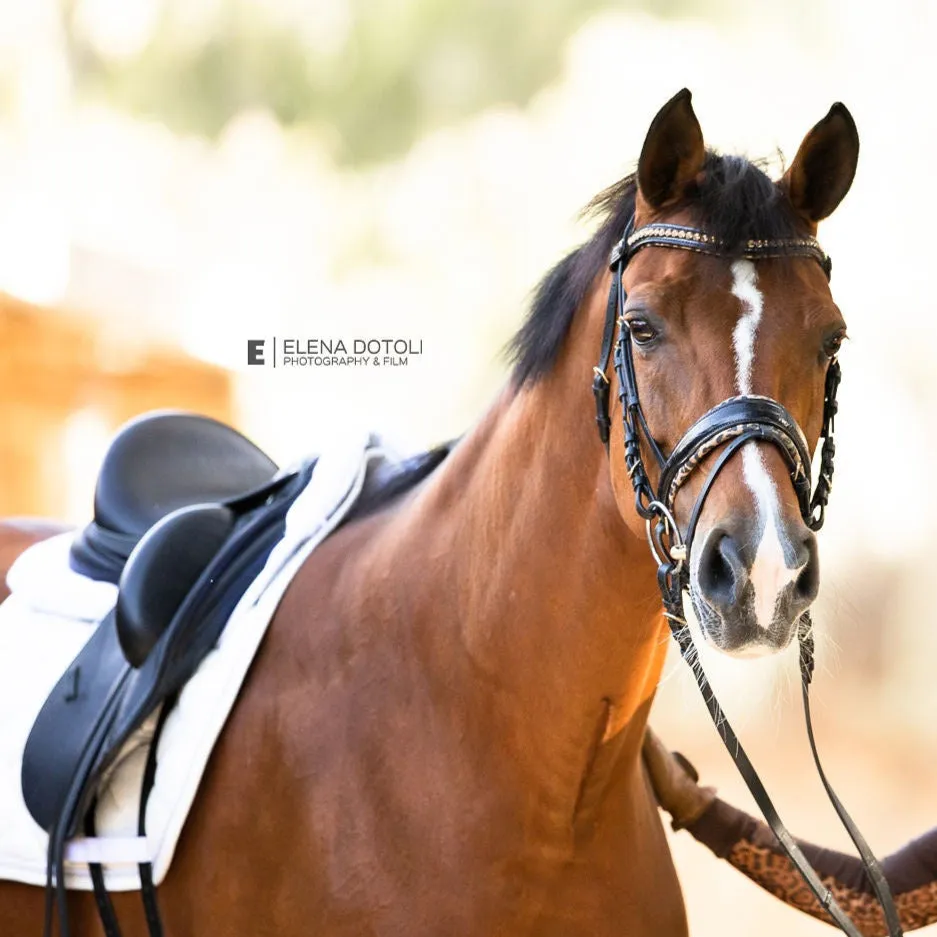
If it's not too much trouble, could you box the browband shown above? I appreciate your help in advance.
[609,222,832,278]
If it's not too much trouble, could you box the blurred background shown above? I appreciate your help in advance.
[0,0,935,933]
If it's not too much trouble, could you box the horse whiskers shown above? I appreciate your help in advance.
[656,620,696,688]
[671,594,816,735]
[813,626,842,684]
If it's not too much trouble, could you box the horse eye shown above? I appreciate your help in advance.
[627,318,659,346]
[824,328,847,358]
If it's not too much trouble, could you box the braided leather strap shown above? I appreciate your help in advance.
[808,357,841,530]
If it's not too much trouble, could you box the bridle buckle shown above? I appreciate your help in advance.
[644,500,684,572]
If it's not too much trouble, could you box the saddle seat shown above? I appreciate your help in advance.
[69,411,279,584]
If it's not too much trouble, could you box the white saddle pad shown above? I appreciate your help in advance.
[0,433,398,891]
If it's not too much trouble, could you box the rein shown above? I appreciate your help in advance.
[594,219,903,937]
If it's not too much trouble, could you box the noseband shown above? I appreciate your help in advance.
[594,220,902,937]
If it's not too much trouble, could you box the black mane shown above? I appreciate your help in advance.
[507,151,801,386]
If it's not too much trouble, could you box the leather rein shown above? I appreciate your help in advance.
[594,219,903,937]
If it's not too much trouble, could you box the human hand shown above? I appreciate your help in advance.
[642,726,717,830]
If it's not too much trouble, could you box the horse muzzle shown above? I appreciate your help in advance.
[689,510,820,656]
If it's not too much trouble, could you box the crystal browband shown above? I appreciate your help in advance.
[609,222,831,276]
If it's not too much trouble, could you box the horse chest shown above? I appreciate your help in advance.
[155,661,686,937]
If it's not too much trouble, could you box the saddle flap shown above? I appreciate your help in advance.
[116,504,235,668]
[22,612,131,833]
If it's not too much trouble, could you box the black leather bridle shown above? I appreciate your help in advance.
[595,219,903,937]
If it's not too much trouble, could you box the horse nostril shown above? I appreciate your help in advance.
[697,529,747,609]
[792,531,820,604]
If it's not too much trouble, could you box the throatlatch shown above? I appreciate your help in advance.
[594,218,902,937]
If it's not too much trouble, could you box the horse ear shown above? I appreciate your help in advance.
[637,89,706,210]
[782,103,859,225]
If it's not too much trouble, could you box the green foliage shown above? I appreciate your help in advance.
[66,0,713,166]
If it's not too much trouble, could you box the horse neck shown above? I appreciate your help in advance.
[398,279,669,813]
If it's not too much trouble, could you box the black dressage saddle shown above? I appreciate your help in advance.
[20,411,315,935]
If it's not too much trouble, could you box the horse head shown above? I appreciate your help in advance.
[606,90,858,657]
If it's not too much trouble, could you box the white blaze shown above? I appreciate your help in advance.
[729,260,802,633]
[730,260,761,397]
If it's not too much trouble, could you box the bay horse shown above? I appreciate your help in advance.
[0,89,859,936]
